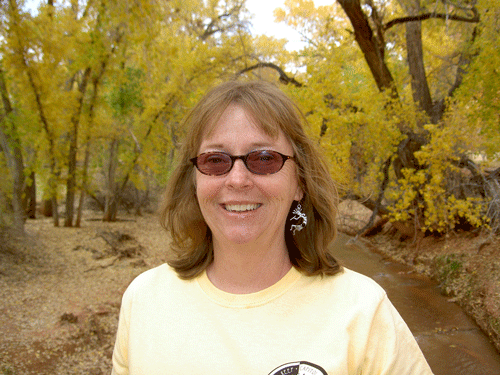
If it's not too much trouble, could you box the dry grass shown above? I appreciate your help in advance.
[0,213,169,374]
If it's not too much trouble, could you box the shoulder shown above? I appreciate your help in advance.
[315,267,385,295]
[334,268,386,294]
[122,264,184,301]
[129,263,176,285]
[301,267,388,311]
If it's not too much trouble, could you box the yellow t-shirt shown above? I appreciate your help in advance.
[111,265,433,374]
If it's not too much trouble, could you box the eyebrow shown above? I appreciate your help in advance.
[200,142,276,152]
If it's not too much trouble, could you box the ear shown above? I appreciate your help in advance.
[294,184,304,202]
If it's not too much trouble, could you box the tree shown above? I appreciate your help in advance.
[277,0,497,235]
[0,65,25,232]
[0,0,261,228]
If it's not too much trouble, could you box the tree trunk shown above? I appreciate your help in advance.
[64,67,91,227]
[0,67,25,232]
[76,136,94,227]
[8,0,60,226]
[52,194,59,227]
[41,198,53,217]
[399,0,433,121]
[64,142,77,227]
[0,128,25,231]
[76,52,108,226]
[406,20,433,115]
[22,48,59,226]
[103,138,119,222]
[337,0,397,96]
[103,199,118,222]
[25,171,36,219]
[75,187,85,227]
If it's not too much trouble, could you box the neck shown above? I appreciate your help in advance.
[206,239,292,294]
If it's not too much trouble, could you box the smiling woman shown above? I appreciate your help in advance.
[110,80,434,375]
[194,103,303,286]
[159,80,340,281]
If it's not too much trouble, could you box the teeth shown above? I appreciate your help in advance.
[225,204,260,212]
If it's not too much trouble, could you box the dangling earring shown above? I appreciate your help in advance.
[290,202,307,235]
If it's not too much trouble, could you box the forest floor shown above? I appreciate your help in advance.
[0,208,499,374]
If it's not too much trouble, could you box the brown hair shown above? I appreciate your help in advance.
[159,80,342,279]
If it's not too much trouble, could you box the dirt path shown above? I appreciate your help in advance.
[0,214,169,374]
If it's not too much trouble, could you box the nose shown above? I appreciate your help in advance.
[225,159,253,189]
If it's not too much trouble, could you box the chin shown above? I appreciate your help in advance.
[218,228,261,245]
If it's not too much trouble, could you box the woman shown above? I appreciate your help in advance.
[111,80,433,374]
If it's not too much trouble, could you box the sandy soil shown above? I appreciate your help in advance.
[0,213,170,374]
[0,210,499,374]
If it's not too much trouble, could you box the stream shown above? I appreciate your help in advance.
[332,233,500,375]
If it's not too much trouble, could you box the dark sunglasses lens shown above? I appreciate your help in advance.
[197,153,232,175]
[246,151,283,174]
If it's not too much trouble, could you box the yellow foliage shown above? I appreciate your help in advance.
[275,0,497,233]
[452,0,500,159]
[387,121,489,232]
[0,0,497,231]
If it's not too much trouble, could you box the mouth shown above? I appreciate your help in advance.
[224,203,261,212]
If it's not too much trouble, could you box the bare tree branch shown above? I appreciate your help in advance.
[384,8,480,31]
[236,62,303,87]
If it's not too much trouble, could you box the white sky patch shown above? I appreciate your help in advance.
[245,0,333,51]
[24,0,333,51]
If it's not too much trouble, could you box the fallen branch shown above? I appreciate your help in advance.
[84,256,120,272]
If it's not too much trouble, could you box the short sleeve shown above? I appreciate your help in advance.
[362,293,434,374]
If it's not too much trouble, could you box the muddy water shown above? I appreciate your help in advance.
[332,233,500,375]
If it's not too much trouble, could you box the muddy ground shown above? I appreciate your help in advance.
[0,210,499,374]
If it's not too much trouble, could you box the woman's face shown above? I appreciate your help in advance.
[195,104,303,249]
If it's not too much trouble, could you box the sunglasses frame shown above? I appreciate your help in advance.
[190,150,294,176]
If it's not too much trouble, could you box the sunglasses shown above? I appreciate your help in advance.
[190,150,294,176]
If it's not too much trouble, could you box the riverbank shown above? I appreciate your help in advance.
[333,232,500,374]
[365,229,500,354]
[337,199,500,354]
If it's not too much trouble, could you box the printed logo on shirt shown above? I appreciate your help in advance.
[268,361,327,375]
